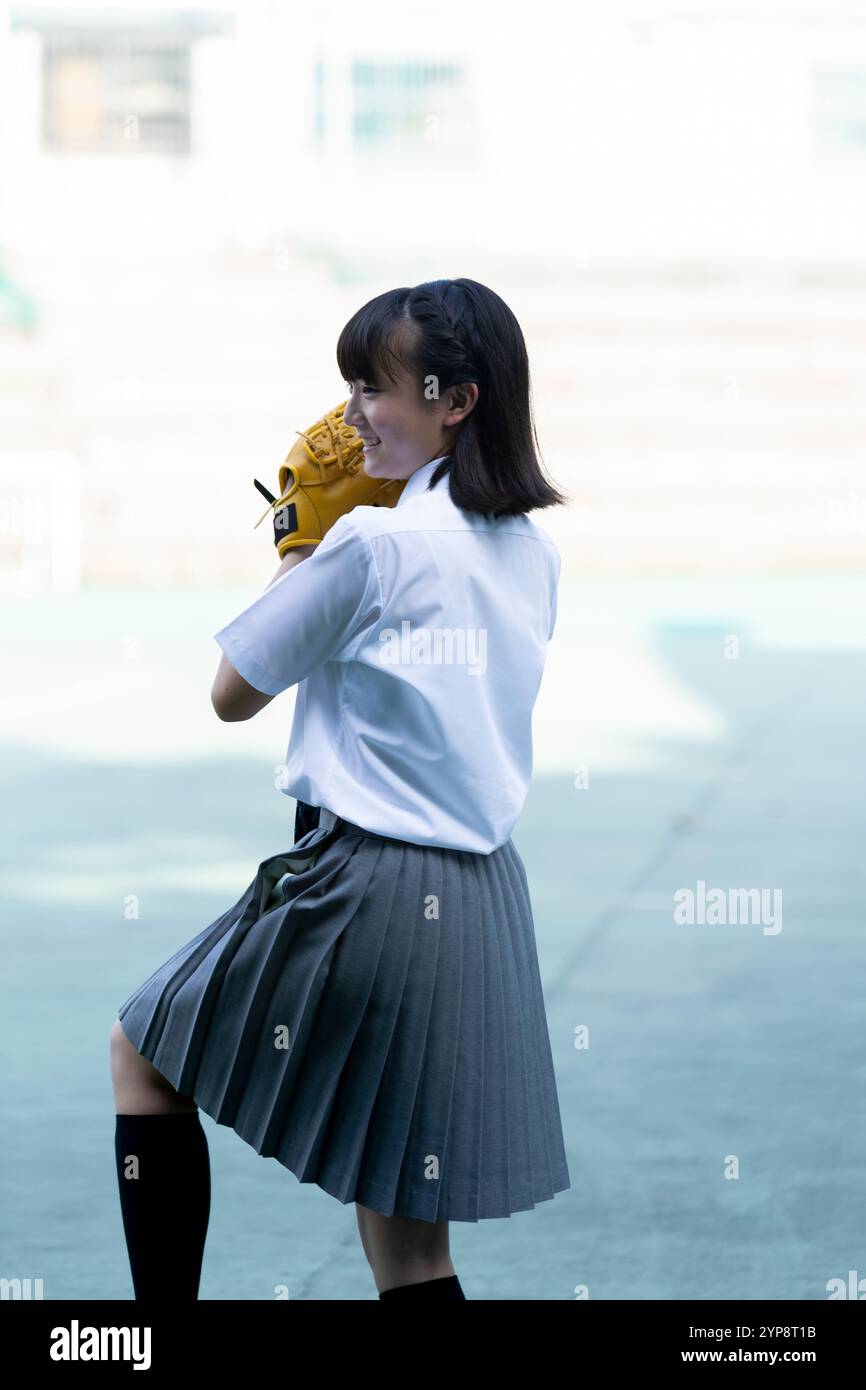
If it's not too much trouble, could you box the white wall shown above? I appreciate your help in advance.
[2,0,866,261]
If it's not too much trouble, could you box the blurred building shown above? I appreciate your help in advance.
[4,0,866,261]
[1,0,865,590]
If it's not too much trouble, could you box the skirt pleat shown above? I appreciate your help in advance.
[116,815,571,1222]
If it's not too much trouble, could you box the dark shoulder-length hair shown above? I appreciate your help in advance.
[335,277,569,519]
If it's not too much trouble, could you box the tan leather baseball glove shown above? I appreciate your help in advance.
[253,401,406,557]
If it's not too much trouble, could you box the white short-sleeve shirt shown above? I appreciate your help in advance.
[214,455,562,853]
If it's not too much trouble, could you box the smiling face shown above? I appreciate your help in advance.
[342,340,478,481]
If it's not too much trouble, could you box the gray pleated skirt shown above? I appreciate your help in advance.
[116,806,571,1223]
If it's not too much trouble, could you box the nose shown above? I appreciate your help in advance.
[342,392,362,429]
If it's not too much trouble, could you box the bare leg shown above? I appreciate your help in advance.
[355,1202,455,1294]
[110,1018,197,1114]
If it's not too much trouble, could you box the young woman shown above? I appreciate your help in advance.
[110,276,571,1302]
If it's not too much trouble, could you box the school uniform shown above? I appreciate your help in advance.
[116,455,571,1222]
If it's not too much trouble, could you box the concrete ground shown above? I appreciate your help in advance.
[1,571,864,1299]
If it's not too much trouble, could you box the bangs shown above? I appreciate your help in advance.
[335,288,415,388]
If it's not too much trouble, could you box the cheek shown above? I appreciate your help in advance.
[368,403,412,442]
[386,407,416,440]
[369,406,398,438]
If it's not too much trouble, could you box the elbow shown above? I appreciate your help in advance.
[211,686,246,722]
[211,652,276,721]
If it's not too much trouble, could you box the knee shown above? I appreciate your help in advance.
[109,1018,195,1111]
[109,1018,131,1079]
[110,1017,152,1088]
[355,1203,452,1278]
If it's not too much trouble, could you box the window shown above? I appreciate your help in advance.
[813,70,866,159]
[42,36,191,154]
[352,61,468,151]
[313,58,474,157]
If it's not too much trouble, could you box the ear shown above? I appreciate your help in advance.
[446,381,479,423]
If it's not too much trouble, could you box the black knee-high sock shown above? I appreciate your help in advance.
[379,1274,466,1300]
[114,1111,211,1300]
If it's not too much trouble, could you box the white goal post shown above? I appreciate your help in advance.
[0,453,81,597]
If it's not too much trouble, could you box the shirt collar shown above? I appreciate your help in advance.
[395,455,451,508]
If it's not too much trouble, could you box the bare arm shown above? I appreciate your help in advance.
[263,543,318,590]
[211,544,317,721]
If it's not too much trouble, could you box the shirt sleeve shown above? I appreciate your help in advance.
[547,544,562,641]
[213,515,382,696]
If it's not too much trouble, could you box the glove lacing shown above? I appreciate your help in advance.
[294,407,363,484]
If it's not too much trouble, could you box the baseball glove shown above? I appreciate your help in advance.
[253,401,407,557]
